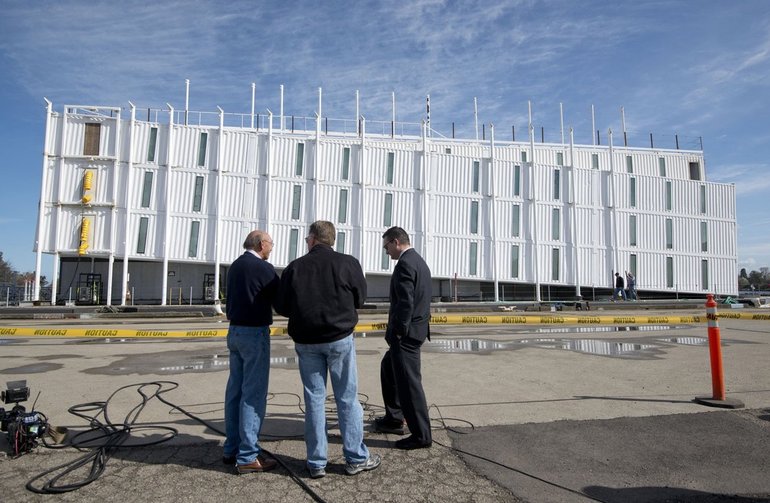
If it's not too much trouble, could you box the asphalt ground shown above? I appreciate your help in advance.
[1,310,769,502]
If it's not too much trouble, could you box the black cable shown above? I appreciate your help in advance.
[428,403,608,503]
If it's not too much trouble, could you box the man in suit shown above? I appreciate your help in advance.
[374,226,432,450]
[223,230,279,474]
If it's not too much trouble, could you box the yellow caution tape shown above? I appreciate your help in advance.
[1,312,768,338]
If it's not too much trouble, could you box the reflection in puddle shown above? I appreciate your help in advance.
[656,337,707,346]
[83,350,300,375]
[425,338,659,357]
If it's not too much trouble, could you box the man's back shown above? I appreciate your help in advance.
[275,245,366,343]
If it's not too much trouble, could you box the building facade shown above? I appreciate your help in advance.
[33,100,737,305]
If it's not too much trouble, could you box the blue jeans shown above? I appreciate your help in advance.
[223,325,270,465]
[295,335,369,469]
[614,287,627,300]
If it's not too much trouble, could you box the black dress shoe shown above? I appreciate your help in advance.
[394,436,431,450]
[223,455,236,465]
[373,416,406,435]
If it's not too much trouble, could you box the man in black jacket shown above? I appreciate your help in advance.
[375,226,433,450]
[223,230,279,474]
[274,221,380,479]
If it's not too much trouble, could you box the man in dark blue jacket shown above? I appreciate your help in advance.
[375,226,433,450]
[275,220,380,479]
[223,230,279,474]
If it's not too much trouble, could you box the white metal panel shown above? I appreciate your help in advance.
[219,173,247,218]
[221,130,255,174]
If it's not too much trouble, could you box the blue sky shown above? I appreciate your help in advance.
[1,0,769,279]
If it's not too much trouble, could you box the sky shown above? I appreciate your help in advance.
[1,0,769,280]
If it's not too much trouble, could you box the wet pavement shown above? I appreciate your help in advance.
[0,311,769,502]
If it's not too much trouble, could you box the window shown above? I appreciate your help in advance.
[552,208,560,240]
[336,231,346,253]
[512,204,520,237]
[700,221,708,252]
[141,172,153,208]
[511,245,520,278]
[701,260,709,290]
[188,221,200,258]
[469,242,478,275]
[338,189,348,224]
[665,181,672,211]
[665,218,673,249]
[551,248,560,281]
[629,253,637,277]
[591,153,599,169]
[666,256,674,288]
[295,143,305,176]
[514,165,521,196]
[556,152,564,166]
[137,217,149,254]
[553,169,561,200]
[472,161,480,193]
[147,127,158,162]
[625,155,633,173]
[658,157,666,177]
[341,147,350,180]
[445,147,452,154]
[291,185,302,220]
[521,151,528,163]
[384,193,393,227]
[627,177,636,208]
[386,152,394,184]
[470,201,479,234]
[689,162,701,181]
[630,215,637,247]
[192,176,204,212]
[197,132,208,167]
[83,123,100,156]
[381,247,390,270]
[700,185,707,214]
[289,229,299,261]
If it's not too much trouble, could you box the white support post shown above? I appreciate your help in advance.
[359,116,366,262]
[106,107,122,306]
[490,124,499,302]
[569,128,580,298]
[251,83,256,129]
[185,79,190,126]
[355,90,360,135]
[214,107,225,310]
[162,104,174,305]
[121,103,136,306]
[279,84,284,132]
[266,109,273,234]
[529,100,540,302]
[591,104,596,145]
[34,98,53,302]
[474,97,479,141]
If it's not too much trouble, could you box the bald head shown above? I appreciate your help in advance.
[243,230,274,260]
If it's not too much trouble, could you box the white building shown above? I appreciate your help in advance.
[32,97,737,305]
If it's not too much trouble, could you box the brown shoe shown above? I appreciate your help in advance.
[237,455,277,474]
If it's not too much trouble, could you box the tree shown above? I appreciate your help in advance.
[0,252,17,284]
[740,268,748,279]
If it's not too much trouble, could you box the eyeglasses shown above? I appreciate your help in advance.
[262,240,273,246]
[383,239,394,250]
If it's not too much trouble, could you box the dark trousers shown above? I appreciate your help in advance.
[380,337,431,443]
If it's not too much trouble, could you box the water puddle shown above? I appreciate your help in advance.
[82,347,301,376]
[424,337,661,358]
[0,362,64,374]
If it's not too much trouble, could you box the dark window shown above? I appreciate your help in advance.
[141,172,153,208]
[84,123,101,156]
[147,127,158,162]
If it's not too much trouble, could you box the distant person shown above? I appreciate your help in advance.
[224,230,279,474]
[274,221,380,478]
[613,272,627,301]
[374,226,432,450]
[626,271,637,301]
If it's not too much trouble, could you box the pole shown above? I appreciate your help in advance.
[694,294,744,409]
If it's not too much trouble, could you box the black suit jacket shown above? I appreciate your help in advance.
[386,247,432,344]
